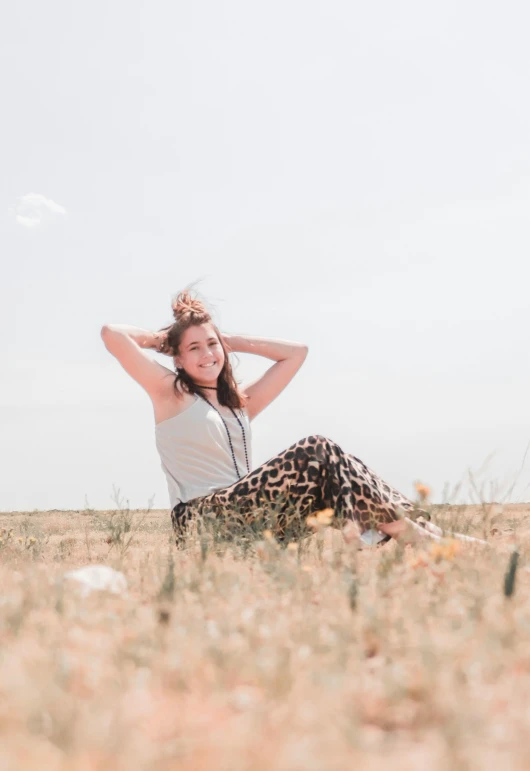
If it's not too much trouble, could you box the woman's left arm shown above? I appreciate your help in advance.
[223,334,308,420]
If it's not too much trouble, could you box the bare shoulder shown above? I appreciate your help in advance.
[152,381,197,425]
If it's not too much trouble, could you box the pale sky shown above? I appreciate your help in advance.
[2,0,530,512]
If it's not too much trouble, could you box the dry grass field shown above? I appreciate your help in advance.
[1,501,530,771]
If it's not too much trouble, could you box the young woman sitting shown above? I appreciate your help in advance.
[101,291,486,548]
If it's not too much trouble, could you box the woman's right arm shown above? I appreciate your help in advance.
[102,324,171,352]
[100,324,174,399]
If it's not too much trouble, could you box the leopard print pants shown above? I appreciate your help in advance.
[171,435,418,544]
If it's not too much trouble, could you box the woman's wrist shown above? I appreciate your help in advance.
[222,333,234,353]
[152,326,172,355]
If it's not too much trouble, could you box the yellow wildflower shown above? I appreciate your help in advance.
[316,508,334,525]
[307,509,334,529]
[415,482,431,502]
[430,539,461,563]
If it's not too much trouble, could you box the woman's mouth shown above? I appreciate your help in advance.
[200,362,216,368]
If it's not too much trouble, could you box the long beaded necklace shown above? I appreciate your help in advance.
[197,387,250,480]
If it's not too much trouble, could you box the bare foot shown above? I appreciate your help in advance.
[379,518,440,545]
[381,517,489,547]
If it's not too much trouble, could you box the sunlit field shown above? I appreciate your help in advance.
[1,500,530,771]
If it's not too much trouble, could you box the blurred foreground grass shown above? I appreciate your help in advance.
[1,503,530,770]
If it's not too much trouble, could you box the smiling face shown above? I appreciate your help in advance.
[175,323,225,386]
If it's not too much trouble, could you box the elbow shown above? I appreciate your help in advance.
[101,324,120,337]
[100,326,110,351]
[289,344,308,366]
[100,325,112,342]
[100,324,118,348]
[284,344,308,364]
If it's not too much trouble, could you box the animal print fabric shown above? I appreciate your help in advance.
[171,435,418,544]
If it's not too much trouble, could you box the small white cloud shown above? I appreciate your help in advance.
[20,192,67,215]
[16,214,41,229]
[10,192,67,228]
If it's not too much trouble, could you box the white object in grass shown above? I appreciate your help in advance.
[360,529,387,546]
[64,565,128,596]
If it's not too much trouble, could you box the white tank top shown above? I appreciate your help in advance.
[155,396,253,508]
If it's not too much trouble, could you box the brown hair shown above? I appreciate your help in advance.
[157,290,245,409]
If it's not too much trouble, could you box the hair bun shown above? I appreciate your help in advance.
[171,289,210,323]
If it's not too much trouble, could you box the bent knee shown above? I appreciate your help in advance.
[296,435,342,458]
[303,434,337,447]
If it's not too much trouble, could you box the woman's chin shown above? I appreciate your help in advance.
[193,371,219,386]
